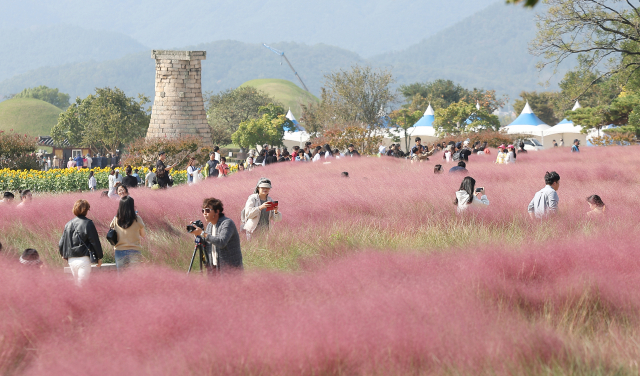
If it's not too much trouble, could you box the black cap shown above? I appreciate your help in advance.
[574,139,579,143]
[348,144,354,148]
[158,151,165,156]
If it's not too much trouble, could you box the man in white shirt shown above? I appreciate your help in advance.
[528,171,560,219]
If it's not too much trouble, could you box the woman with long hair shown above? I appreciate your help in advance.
[186,157,200,185]
[323,144,333,159]
[586,195,606,216]
[454,176,489,213]
[109,196,146,271]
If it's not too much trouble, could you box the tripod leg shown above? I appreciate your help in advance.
[187,245,198,274]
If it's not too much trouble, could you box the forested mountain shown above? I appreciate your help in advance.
[0,0,495,57]
[0,25,147,81]
[0,1,568,104]
[0,41,364,100]
[373,2,570,100]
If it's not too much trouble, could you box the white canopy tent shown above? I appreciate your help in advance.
[542,101,586,147]
[502,102,551,140]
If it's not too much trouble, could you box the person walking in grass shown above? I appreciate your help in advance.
[454,176,489,213]
[59,200,103,286]
[528,171,560,219]
[110,196,146,271]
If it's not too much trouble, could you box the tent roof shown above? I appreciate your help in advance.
[506,102,549,128]
[285,108,301,131]
[545,101,583,135]
[412,104,435,127]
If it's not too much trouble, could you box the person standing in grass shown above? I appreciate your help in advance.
[16,190,32,208]
[571,139,580,152]
[241,178,282,239]
[145,167,156,188]
[122,166,139,188]
[88,171,97,192]
[454,176,489,213]
[156,151,175,188]
[505,145,517,164]
[495,145,507,164]
[528,171,560,219]
[110,196,145,271]
[206,152,219,179]
[216,157,230,177]
[189,197,243,272]
[59,200,103,286]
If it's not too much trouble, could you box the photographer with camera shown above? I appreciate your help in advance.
[453,176,489,213]
[188,198,243,272]
[241,178,282,240]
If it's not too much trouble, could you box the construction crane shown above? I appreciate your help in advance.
[263,43,310,92]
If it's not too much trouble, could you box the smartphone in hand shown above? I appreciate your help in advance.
[475,187,484,193]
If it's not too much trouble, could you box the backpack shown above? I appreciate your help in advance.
[452,151,462,161]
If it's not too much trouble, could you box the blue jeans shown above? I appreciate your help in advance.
[115,250,141,271]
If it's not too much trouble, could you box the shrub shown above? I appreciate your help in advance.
[313,124,384,154]
[438,129,517,147]
[0,131,37,170]
[121,137,211,170]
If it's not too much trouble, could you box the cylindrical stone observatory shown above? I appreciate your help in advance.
[146,50,212,141]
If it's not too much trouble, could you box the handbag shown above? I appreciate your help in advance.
[107,217,118,246]
[73,225,98,264]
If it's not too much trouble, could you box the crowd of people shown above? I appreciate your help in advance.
[2,138,607,285]
[36,152,121,171]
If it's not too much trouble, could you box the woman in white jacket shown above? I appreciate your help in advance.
[242,178,282,239]
[454,176,489,213]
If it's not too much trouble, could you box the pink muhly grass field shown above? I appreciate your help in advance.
[1,146,638,267]
[2,231,640,375]
[1,146,640,373]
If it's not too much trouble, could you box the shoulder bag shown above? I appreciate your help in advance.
[107,217,118,246]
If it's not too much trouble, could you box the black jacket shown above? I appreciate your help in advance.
[59,216,104,260]
[122,175,138,188]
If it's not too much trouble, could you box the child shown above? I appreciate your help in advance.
[217,157,230,177]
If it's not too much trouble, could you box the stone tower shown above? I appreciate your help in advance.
[146,50,212,142]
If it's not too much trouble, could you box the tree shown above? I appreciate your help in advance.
[432,101,500,136]
[12,85,70,109]
[51,87,150,154]
[321,64,396,127]
[513,91,560,125]
[205,87,278,146]
[389,108,423,152]
[531,0,640,97]
[556,69,622,113]
[399,79,506,113]
[231,104,293,149]
[565,106,613,137]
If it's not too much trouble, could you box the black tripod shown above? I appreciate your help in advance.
[187,235,216,275]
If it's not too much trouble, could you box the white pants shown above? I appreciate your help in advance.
[68,256,91,286]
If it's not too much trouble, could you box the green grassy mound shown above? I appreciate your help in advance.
[0,98,62,137]
[240,78,319,120]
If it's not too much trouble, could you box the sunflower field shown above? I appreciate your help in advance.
[0,167,188,193]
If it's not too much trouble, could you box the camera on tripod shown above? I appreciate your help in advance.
[186,220,204,233]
